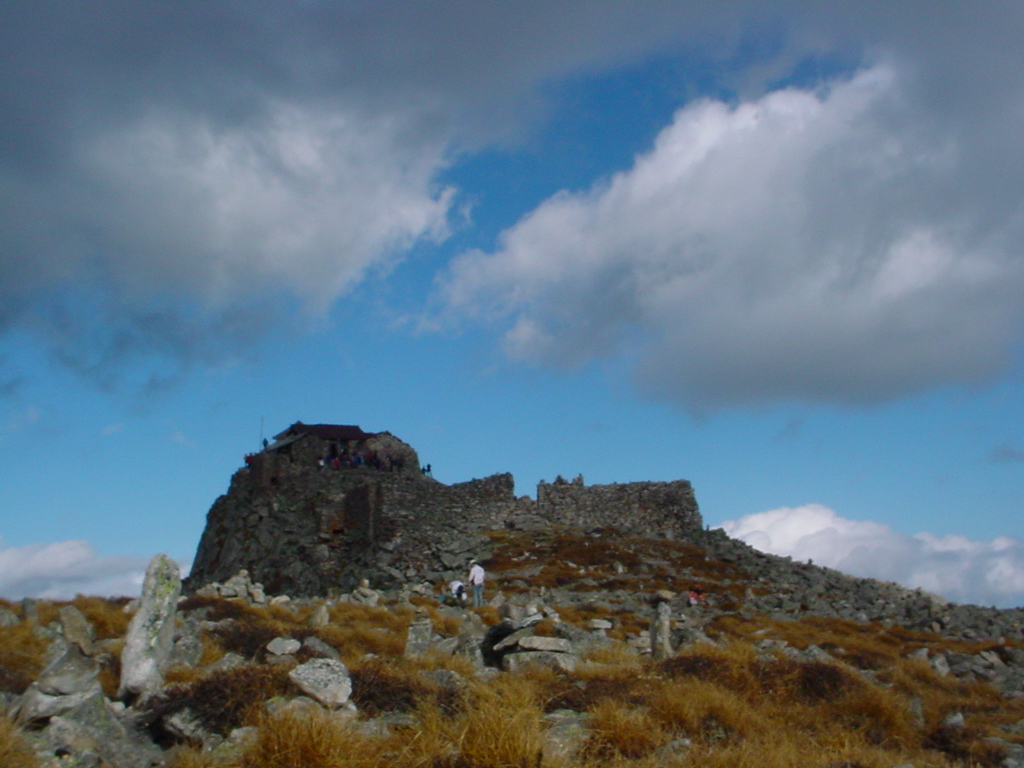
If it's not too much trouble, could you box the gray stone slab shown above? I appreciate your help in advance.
[288,658,352,708]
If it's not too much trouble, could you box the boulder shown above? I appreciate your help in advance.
[516,636,572,653]
[169,632,204,668]
[288,658,353,708]
[302,635,341,661]
[307,604,331,628]
[37,643,101,696]
[14,684,102,724]
[266,637,301,656]
[542,711,592,764]
[503,650,579,673]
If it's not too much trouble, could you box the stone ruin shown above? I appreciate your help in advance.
[185,421,702,596]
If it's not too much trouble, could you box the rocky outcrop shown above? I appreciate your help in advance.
[185,424,704,597]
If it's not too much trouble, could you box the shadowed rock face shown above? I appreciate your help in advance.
[185,426,702,597]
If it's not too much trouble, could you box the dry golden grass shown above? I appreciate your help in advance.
[0,623,47,694]
[6,584,1024,768]
[68,594,132,639]
[580,640,645,669]
[313,603,409,662]
[584,699,668,759]
[649,678,764,744]
[230,707,390,768]
[32,600,59,627]
[659,642,760,694]
[146,664,296,736]
[97,650,122,698]
[484,529,749,600]
[348,655,464,717]
[0,717,40,768]
[423,605,465,638]
[453,675,545,768]
[167,744,223,768]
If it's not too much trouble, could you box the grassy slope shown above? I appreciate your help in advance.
[1,529,1023,768]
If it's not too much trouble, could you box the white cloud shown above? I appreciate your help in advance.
[719,504,1024,608]
[439,64,1024,408]
[17,103,454,313]
[0,538,164,600]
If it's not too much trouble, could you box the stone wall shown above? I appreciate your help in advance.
[536,477,701,538]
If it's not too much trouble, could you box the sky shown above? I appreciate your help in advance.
[1,1,1023,607]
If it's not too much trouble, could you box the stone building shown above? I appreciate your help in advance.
[186,422,702,596]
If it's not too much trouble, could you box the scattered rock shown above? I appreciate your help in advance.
[266,637,301,656]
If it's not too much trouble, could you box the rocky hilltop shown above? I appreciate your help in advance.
[185,422,701,595]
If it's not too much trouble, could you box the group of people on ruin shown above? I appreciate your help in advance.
[318,449,406,472]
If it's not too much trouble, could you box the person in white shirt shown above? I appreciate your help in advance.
[468,559,485,607]
[449,579,466,605]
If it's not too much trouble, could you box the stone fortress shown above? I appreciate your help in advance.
[185,422,702,596]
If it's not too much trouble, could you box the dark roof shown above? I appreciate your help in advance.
[273,422,372,442]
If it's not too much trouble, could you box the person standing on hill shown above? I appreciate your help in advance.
[468,559,485,607]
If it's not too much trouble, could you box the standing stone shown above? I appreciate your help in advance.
[404,610,433,658]
[307,603,331,628]
[22,597,38,623]
[118,554,181,701]
[650,601,674,661]
[931,653,951,677]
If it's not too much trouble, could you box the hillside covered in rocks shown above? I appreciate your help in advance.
[3,524,1024,768]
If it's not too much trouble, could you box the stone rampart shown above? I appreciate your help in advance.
[536,477,700,538]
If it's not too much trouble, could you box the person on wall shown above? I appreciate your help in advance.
[468,559,485,608]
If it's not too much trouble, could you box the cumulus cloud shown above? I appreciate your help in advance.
[0,101,454,388]
[440,63,1024,408]
[719,504,1024,608]
[4,2,1024,399]
[0,538,160,600]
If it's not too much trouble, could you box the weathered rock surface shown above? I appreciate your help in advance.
[118,554,181,701]
[288,658,353,708]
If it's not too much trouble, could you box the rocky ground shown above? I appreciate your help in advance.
[3,527,1024,768]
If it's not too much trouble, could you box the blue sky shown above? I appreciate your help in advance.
[2,2,1023,606]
